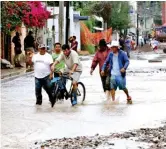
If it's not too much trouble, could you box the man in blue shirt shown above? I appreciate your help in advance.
[125,36,132,58]
[101,40,132,104]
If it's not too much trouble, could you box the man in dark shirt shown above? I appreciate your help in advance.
[24,31,35,52]
[12,32,23,67]
[12,32,22,55]
[90,39,112,101]
[119,36,125,51]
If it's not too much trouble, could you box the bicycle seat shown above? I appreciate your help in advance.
[51,77,60,83]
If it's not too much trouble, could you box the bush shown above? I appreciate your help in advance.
[81,44,95,54]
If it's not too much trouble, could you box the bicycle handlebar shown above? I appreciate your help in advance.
[54,70,73,80]
[54,70,62,74]
[62,72,73,80]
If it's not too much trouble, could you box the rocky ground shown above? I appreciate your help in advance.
[32,122,166,149]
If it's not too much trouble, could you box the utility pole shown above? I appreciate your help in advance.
[65,1,70,44]
[137,13,139,46]
[45,1,48,47]
[59,1,64,45]
[52,4,55,45]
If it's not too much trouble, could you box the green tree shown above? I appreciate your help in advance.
[1,1,51,34]
[74,2,96,32]
[77,1,130,31]
[108,1,130,31]
[137,1,162,26]
[1,1,30,34]
[90,1,112,30]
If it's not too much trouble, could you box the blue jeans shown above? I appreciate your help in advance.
[35,75,53,103]
[126,46,131,58]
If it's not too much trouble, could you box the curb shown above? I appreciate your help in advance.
[1,69,26,79]
[1,70,34,83]
[148,60,162,63]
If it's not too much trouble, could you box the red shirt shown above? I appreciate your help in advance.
[91,47,112,72]
[71,41,78,52]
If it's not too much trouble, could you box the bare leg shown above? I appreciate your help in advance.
[123,88,132,104]
[110,89,116,101]
[105,90,110,100]
[123,88,130,98]
[71,81,78,105]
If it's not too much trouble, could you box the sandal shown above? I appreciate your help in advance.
[127,96,132,104]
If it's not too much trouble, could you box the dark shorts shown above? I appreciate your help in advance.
[110,75,126,90]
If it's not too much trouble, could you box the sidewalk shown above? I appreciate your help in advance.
[137,44,152,52]
[137,43,166,53]
[0,52,90,81]
[78,50,90,56]
[1,67,33,80]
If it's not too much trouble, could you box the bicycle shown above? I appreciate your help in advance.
[51,71,86,106]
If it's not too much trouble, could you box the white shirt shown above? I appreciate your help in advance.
[56,50,82,72]
[32,53,53,78]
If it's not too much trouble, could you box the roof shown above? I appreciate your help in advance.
[73,14,89,21]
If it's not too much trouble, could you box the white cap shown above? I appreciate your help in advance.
[110,40,120,47]
[38,44,46,49]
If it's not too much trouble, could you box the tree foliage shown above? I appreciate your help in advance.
[73,1,130,31]
[90,2,112,23]
[109,1,131,30]
[1,2,30,33]
[1,1,51,34]
[23,2,50,28]
[74,2,96,32]
[137,1,162,26]
[84,18,96,32]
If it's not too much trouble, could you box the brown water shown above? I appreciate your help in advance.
[1,58,166,149]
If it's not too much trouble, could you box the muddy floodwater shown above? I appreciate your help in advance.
[1,54,166,149]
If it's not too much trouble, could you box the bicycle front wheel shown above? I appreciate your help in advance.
[52,84,59,105]
[76,82,86,103]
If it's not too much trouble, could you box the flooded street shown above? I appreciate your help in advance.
[1,53,166,149]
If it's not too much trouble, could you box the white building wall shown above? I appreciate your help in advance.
[128,1,137,35]
[146,18,154,29]
[46,7,81,50]
[73,11,81,51]
[143,17,154,31]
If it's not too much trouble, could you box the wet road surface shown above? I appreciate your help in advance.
[1,53,166,149]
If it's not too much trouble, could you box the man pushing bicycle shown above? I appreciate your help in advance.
[51,44,82,106]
